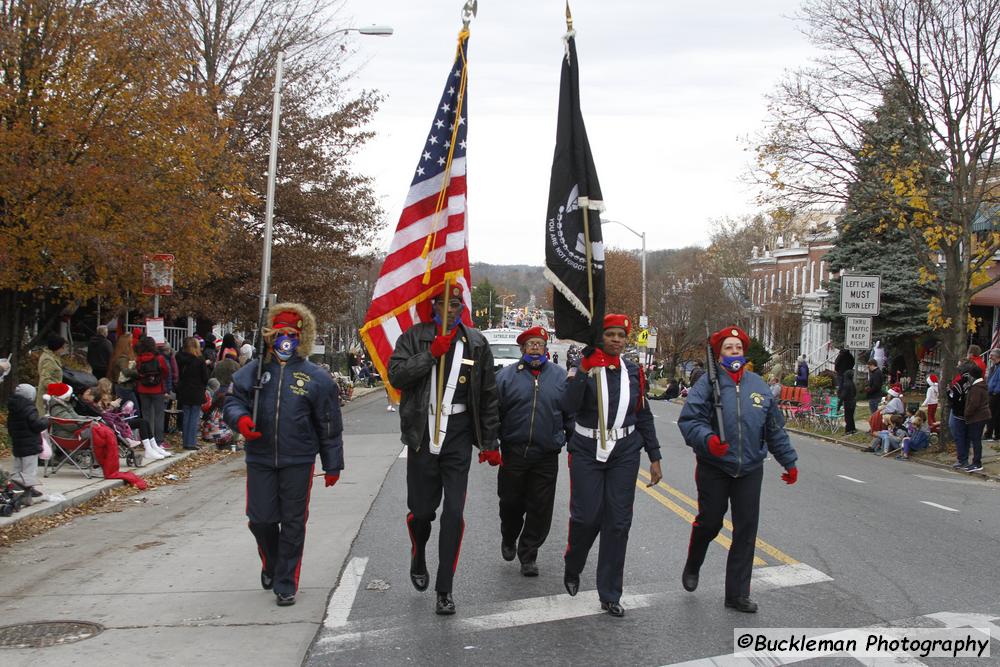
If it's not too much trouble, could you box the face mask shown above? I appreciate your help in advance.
[273,334,299,361]
[721,355,746,372]
[522,353,547,367]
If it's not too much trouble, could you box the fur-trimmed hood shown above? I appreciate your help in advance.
[266,302,317,358]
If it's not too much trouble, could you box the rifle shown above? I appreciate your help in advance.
[251,304,269,423]
[705,322,727,443]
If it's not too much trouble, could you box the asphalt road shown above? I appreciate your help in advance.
[2,392,998,665]
[307,396,1000,666]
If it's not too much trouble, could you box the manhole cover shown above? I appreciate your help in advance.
[0,621,104,648]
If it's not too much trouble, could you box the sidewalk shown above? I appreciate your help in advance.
[784,424,1000,482]
[0,448,196,528]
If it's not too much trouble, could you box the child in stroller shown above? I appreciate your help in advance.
[200,378,235,450]
[0,469,34,516]
[79,380,172,464]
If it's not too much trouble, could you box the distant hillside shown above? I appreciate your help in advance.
[471,263,548,307]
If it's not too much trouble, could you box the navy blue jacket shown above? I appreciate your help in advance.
[496,360,572,455]
[7,393,48,458]
[224,356,343,472]
[561,360,661,462]
[679,367,797,477]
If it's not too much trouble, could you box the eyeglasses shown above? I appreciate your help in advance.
[523,341,546,351]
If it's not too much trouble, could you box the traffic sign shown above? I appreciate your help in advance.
[845,316,872,350]
[142,253,175,296]
[637,329,649,347]
[840,275,881,316]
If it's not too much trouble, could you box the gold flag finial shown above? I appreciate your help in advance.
[565,1,573,30]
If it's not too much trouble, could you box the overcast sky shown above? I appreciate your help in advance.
[340,0,816,265]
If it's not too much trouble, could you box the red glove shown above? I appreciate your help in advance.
[478,449,503,466]
[431,330,457,358]
[706,434,729,458]
[325,473,340,487]
[581,348,610,372]
[237,415,262,440]
[781,467,798,485]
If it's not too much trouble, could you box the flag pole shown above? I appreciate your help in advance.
[568,2,606,452]
[434,276,452,446]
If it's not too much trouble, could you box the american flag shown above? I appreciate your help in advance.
[359,33,473,400]
[992,323,1000,354]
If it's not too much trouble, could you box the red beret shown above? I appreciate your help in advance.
[603,313,631,336]
[710,325,750,358]
[432,282,464,301]
[516,326,548,346]
[271,310,303,333]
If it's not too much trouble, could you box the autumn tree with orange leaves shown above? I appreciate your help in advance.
[0,0,238,379]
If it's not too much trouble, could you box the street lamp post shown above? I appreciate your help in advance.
[602,219,647,327]
[258,24,393,318]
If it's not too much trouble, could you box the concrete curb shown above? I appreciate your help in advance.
[0,450,196,528]
[785,426,1000,483]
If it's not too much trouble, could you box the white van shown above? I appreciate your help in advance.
[482,328,524,370]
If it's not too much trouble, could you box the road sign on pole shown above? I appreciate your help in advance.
[845,316,873,350]
[840,275,881,316]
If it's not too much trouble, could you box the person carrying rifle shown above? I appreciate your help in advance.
[677,325,798,613]
[224,303,344,607]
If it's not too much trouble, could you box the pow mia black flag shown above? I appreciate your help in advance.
[542,30,605,346]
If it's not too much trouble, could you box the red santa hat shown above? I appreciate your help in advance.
[46,382,73,400]
[929,374,938,383]
[516,326,548,346]
[888,384,903,398]
[603,313,631,336]
[710,325,750,358]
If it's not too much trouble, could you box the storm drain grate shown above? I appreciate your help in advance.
[0,621,105,649]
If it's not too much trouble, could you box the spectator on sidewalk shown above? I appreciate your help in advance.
[107,333,139,409]
[882,385,905,417]
[965,344,986,376]
[87,326,114,380]
[864,413,905,454]
[768,375,782,400]
[834,348,855,389]
[921,373,940,426]
[6,384,48,497]
[864,359,885,415]
[212,348,240,389]
[896,410,931,460]
[135,335,170,453]
[794,355,809,388]
[0,356,11,383]
[689,360,705,386]
[36,333,66,413]
[217,333,240,363]
[838,368,857,434]
[985,350,1000,441]
[962,365,989,473]
[177,336,211,451]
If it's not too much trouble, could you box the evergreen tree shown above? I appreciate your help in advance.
[471,279,497,329]
[822,78,943,376]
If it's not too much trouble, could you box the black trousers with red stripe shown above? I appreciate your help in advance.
[246,461,314,597]
[406,413,473,594]
[685,462,763,600]
[564,447,641,604]
[498,446,559,564]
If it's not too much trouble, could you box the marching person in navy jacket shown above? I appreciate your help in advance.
[678,325,798,613]
[561,314,662,618]
[494,326,572,577]
[225,303,344,607]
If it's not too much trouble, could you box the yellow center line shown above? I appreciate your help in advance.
[635,481,767,566]
[637,469,799,566]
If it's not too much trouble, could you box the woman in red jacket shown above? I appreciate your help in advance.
[135,335,171,459]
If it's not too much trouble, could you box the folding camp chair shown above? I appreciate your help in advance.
[45,416,96,479]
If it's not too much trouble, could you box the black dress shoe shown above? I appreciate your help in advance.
[601,601,625,617]
[275,592,296,606]
[682,566,699,592]
[520,561,539,577]
[435,592,456,615]
[29,487,43,498]
[501,540,516,561]
[410,555,429,592]
[725,596,758,613]
[564,570,580,596]
[261,570,274,590]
